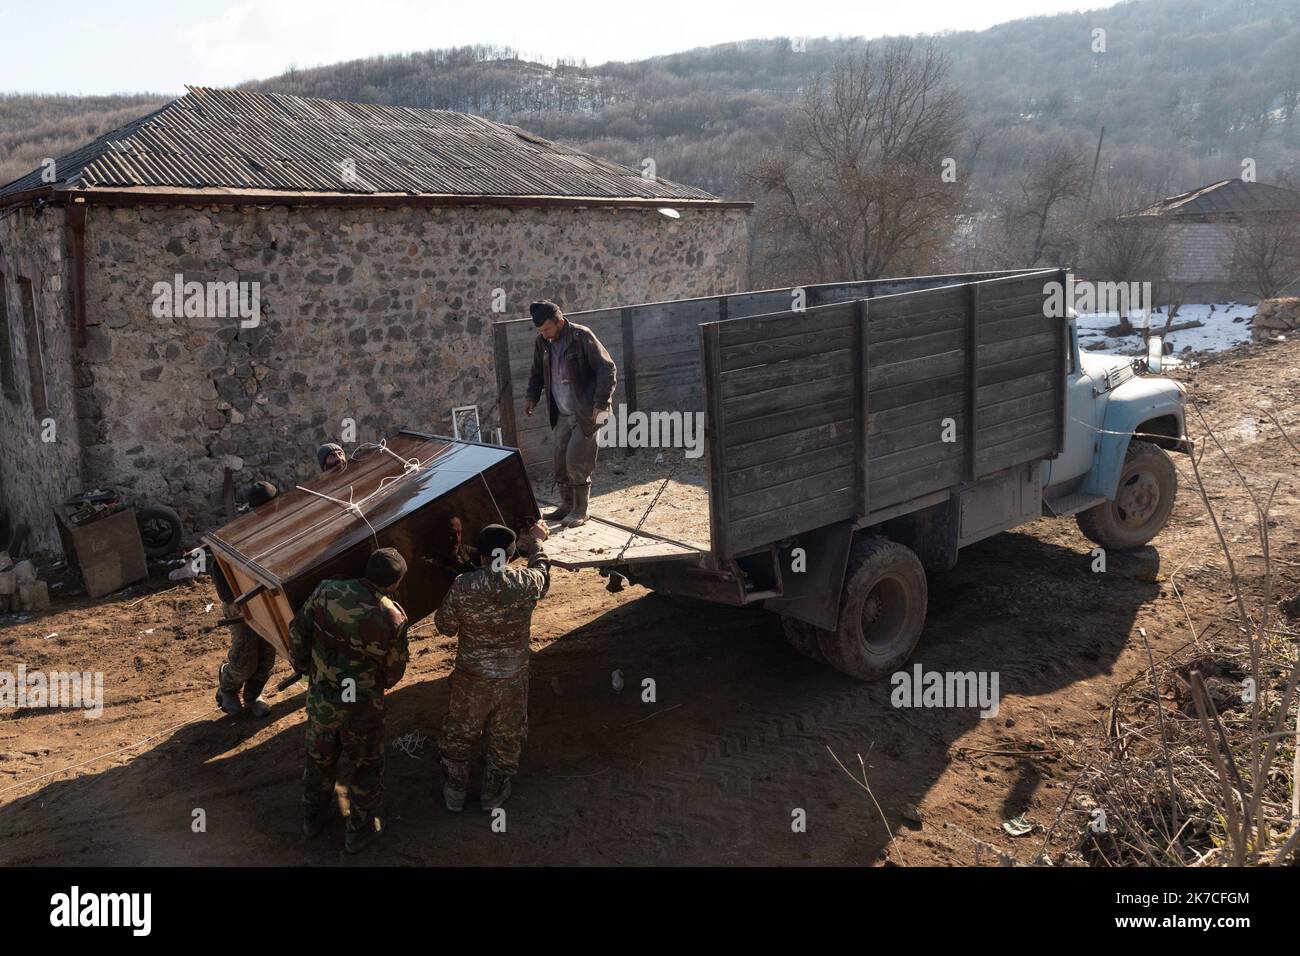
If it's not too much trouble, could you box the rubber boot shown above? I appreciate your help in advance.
[215,667,242,717]
[303,803,332,837]
[561,484,589,528]
[243,677,271,718]
[544,484,572,522]
[344,815,383,855]
[443,759,468,813]
[480,768,512,811]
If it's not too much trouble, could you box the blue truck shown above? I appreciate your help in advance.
[494,268,1188,680]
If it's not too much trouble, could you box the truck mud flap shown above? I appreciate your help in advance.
[762,520,855,631]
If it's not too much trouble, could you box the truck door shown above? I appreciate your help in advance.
[1046,318,1100,487]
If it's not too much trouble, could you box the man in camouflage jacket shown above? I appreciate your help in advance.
[289,547,410,854]
[435,521,550,812]
[214,480,280,719]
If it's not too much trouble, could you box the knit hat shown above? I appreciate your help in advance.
[246,481,278,509]
[529,300,562,327]
[317,442,344,471]
[476,523,517,560]
[365,548,408,588]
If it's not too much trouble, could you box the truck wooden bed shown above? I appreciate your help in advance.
[497,268,1068,628]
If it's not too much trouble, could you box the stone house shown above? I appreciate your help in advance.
[0,87,751,554]
[1134,178,1300,301]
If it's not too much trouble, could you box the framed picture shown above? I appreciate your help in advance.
[451,405,481,442]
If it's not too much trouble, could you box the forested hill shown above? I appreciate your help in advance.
[2,0,1296,202]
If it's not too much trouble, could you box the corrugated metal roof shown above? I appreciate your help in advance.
[1136,179,1300,217]
[0,86,722,203]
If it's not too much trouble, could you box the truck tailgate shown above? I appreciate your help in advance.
[540,510,705,569]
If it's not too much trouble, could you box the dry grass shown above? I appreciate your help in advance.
[1051,410,1300,866]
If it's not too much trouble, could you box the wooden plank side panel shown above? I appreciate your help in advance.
[707,302,862,555]
[728,443,855,497]
[720,348,854,400]
[865,286,969,343]
[727,487,857,555]
[722,396,855,448]
[870,412,966,457]
[726,290,800,320]
[970,271,1063,477]
[722,373,855,424]
[727,418,857,470]
[869,456,964,511]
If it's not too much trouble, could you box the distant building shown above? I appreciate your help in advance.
[0,87,751,553]
[1134,179,1300,301]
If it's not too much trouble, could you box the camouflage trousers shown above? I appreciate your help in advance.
[303,688,386,832]
[440,668,529,787]
[218,618,277,701]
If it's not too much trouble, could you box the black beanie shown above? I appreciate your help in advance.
[247,481,278,509]
[317,442,343,471]
[529,300,562,327]
[476,524,517,559]
[366,548,408,588]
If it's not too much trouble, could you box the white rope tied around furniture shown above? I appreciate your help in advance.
[248,439,445,563]
[294,484,381,552]
[247,438,504,564]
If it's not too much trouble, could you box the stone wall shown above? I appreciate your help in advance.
[0,205,84,554]
[1165,221,1238,284]
[61,200,748,551]
[1252,297,1300,341]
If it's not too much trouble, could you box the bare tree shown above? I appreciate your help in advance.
[1015,142,1090,265]
[1082,177,1175,335]
[746,39,966,285]
[1231,211,1300,301]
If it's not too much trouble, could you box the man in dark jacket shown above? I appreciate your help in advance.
[523,300,617,527]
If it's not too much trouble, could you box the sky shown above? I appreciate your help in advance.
[0,0,1098,96]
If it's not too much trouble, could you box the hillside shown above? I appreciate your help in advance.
[2,0,1297,207]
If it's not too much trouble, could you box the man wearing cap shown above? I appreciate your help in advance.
[435,520,550,812]
[215,480,281,718]
[317,442,347,473]
[289,547,410,854]
[524,300,617,528]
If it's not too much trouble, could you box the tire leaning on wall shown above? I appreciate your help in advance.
[136,504,185,559]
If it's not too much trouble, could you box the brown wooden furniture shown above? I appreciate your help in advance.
[203,431,538,659]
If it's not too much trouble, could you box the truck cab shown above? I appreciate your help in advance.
[1044,313,1188,551]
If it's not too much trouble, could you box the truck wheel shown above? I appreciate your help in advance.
[1076,440,1177,551]
[818,536,928,681]
[780,614,828,664]
[137,504,184,558]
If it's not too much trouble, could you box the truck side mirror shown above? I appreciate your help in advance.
[1146,335,1164,374]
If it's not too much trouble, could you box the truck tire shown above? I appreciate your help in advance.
[137,504,184,559]
[1076,440,1177,551]
[780,614,828,664]
[817,536,928,681]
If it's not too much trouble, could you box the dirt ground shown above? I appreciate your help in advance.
[2,338,1298,866]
